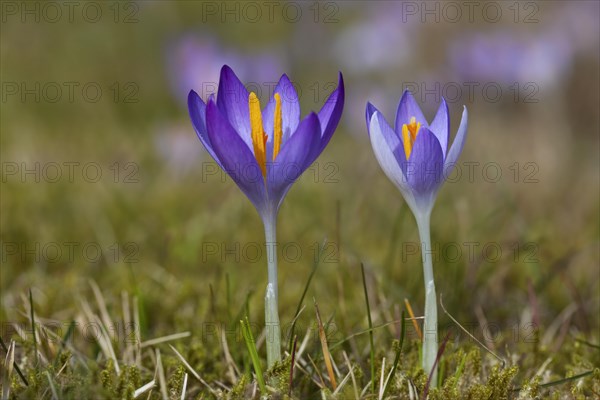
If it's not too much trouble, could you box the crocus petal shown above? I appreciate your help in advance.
[262,74,300,143]
[403,128,444,204]
[367,107,407,173]
[395,90,428,133]
[428,98,450,156]
[206,99,267,211]
[305,72,344,165]
[216,65,254,152]
[365,102,377,131]
[443,106,468,177]
[267,112,321,210]
[369,112,417,209]
[188,91,224,168]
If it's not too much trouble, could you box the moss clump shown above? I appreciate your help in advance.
[167,364,186,398]
[230,373,250,399]
[516,375,540,399]
[464,365,519,400]
[266,355,292,394]
[115,365,141,400]
[99,359,116,393]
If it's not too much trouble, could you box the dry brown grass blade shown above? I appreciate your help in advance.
[220,327,239,382]
[155,348,168,400]
[342,351,359,400]
[133,380,155,398]
[306,353,326,389]
[313,298,337,391]
[288,335,298,397]
[440,294,505,367]
[140,332,191,348]
[79,298,120,374]
[168,344,219,396]
[404,298,423,341]
[89,280,115,339]
[0,337,27,387]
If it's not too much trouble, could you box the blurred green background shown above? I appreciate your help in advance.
[1,0,598,367]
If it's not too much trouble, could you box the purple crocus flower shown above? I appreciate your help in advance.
[188,65,344,219]
[366,91,468,384]
[366,90,468,215]
[188,65,344,367]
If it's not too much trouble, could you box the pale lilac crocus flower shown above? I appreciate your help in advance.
[366,90,468,383]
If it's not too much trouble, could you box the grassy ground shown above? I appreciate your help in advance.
[2,121,598,398]
[2,1,599,399]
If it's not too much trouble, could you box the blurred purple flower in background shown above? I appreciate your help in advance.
[449,2,599,90]
[162,33,288,174]
[153,123,204,178]
[449,30,572,89]
[166,33,287,104]
[333,4,416,74]
[166,34,243,103]
[554,1,600,56]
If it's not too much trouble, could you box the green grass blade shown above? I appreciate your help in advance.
[240,317,266,394]
[361,263,375,394]
[328,320,401,352]
[511,370,595,392]
[29,289,38,364]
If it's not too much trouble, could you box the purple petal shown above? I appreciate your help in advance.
[365,102,377,132]
[262,74,300,144]
[267,112,321,210]
[443,106,468,175]
[428,98,450,157]
[309,72,344,163]
[368,111,416,208]
[206,99,267,211]
[367,107,407,172]
[216,65,254,152]
[188,90,223,168]
[395,90,428,134]
[403,128,444,199]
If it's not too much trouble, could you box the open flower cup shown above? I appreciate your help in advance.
[366,90,468,216]
[188,65,344,366]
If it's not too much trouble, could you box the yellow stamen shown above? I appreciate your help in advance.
[273,93,282,161]
[249,92,267,176]
[273,93,283,161]
[401,116,421,159]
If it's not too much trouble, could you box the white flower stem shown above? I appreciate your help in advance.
[263,214,281,368]
[415,211,438,386]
